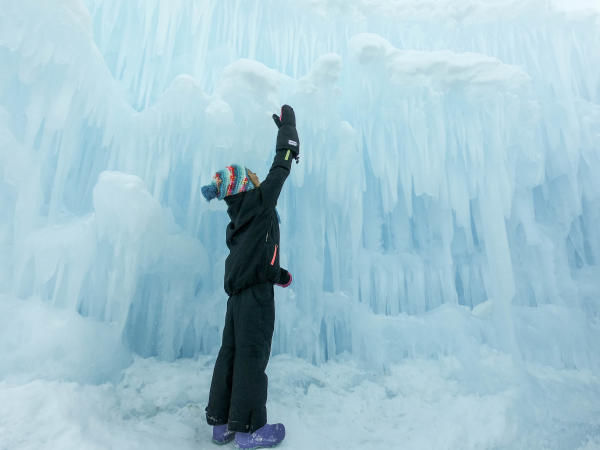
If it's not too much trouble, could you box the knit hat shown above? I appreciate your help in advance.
[201,164,255,201]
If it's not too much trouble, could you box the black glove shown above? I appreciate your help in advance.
[272,105,299,160]
[275,268,292,288]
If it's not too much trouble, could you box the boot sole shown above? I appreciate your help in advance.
[212,435,235,445]
[233,441,282,449]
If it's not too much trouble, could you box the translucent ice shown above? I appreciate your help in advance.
[2,0,600,447]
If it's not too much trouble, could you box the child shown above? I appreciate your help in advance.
[202,105,299,448]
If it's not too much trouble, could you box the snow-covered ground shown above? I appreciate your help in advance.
[1,295,599,450]
[2,350,600,450]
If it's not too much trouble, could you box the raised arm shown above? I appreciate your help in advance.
[260,105,300,209]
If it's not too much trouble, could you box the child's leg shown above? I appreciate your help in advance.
[205,296,236,425]
[227,282,275,433]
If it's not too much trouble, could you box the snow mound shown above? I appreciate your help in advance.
[351,33,530,90]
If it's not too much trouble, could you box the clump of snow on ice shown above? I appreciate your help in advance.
[350,33,530,90]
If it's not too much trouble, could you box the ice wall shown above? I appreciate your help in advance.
[1,0,599,378]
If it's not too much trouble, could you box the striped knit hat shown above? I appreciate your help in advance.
[201,164,254,201]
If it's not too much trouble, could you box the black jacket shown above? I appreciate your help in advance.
[223,149,294,296]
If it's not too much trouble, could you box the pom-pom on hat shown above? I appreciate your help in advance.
[201,164,254,202]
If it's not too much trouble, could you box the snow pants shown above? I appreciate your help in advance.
[205,282,275,433]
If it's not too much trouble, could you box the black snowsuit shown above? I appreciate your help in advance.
[205,148,294,433]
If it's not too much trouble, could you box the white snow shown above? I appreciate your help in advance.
[350,33,531,90]
[1,301,599,449]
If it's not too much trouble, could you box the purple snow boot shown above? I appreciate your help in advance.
[212,424,235,445]
[234,423,286,449]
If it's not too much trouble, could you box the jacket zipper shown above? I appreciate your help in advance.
[270,244,278,266]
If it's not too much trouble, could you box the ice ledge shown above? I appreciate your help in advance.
[350,33,531,91]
